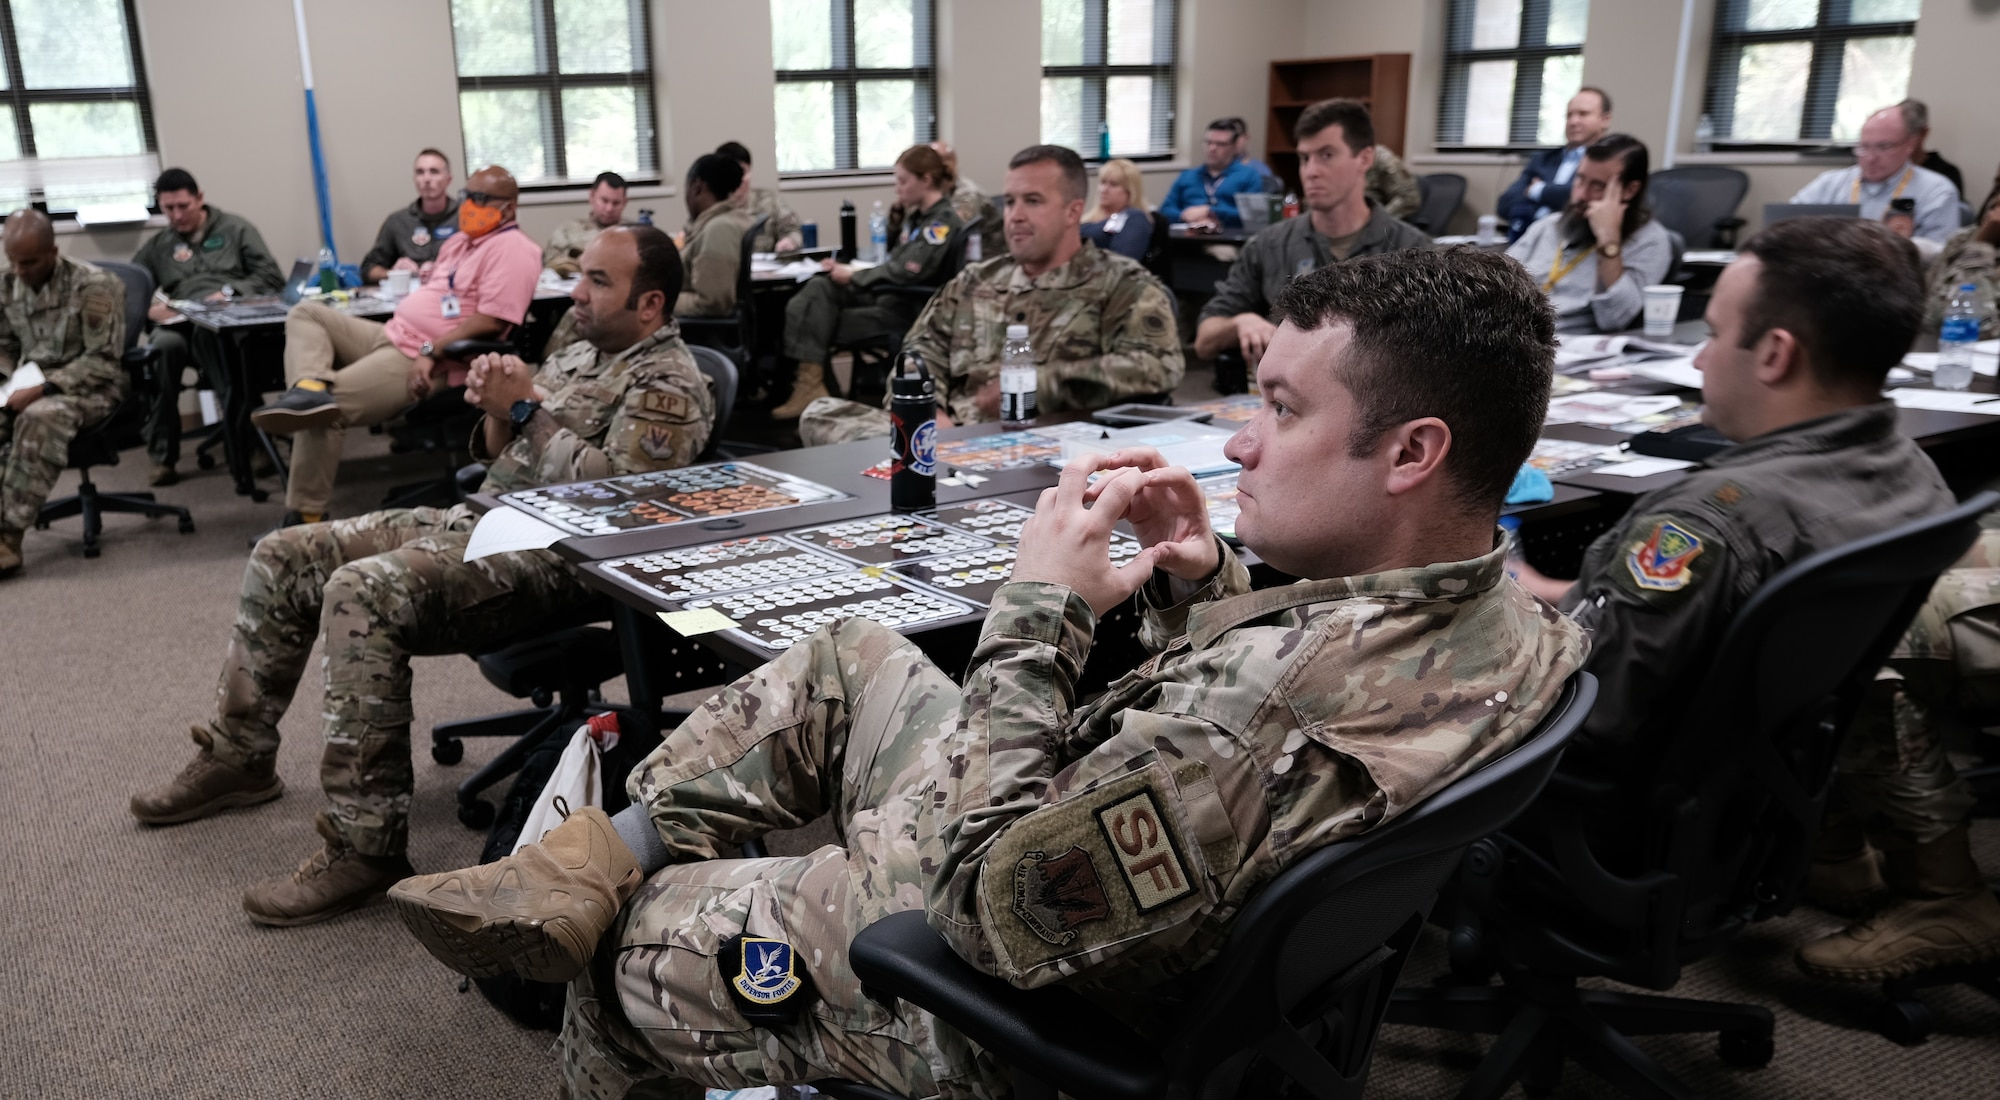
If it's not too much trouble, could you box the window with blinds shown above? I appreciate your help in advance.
[1703,0,1917,147]
[1040,0,1177,161]
[0,0,159,215]
[449,0,659,187]
[772,0,936,175]
[1437,0,1589,150]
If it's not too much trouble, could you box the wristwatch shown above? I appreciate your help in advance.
[1596,240,1622,259]
[509,398,542,433]
[418,339,435,358]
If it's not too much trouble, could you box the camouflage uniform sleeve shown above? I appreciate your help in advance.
[0,286,17,375]
[43,272,127,401]
[1925,228,1998,340]
[233,220,286,295]
[897,271,968,408]
[920,580,1272,988]
[767,201,803,247]
[1369,148,1422,222]
[674,219,742,317]
[1038,268,1185,411]
[1137,540,1251,653]
[587,354,716,478]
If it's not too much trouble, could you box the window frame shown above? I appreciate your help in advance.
[1436,0,1586,152]
[0,0,161,217]
[1039,0,1179,163]
[772,0,937,178]
[450,0,661,191]
[1702,0,1917,152]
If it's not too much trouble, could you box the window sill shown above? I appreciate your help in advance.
[780,173,896,191]
[1675,150,1851,166]
[1410,152,1526,166]
[55,213,166,234]
[517,182,675,206]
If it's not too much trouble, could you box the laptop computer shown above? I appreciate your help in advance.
[1763,202,1861,228]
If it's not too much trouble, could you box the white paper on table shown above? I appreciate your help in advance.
[1905,349,2000,378]
[1594,457,1697,478]
[1545,392,1685,426]
[464,506,570,562]
[1626,357,1706,389]
[1555,334,1630,366]
[0,361,44,402]
[1885,388,2000,414]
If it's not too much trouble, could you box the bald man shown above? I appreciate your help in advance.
[0,209,127,576]
[248,165,543,525]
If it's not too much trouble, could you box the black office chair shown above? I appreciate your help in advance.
[1411,174,1468,235]
[813,673,1599,1100]
[34,260,195,557]
[1388,491,2000,1100]
[1648,167,1749,250]
[1141,207,1174,285]
[686,343,776,461]
[832,215,983,402]
[679,214,769,372]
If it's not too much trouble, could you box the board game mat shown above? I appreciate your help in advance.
[501,462,849,537]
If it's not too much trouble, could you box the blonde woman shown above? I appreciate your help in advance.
[1081,158,1152,260]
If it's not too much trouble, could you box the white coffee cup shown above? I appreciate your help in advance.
[385,269,412,298]
[1477,214,1503,243]
[1642,284,1684,338]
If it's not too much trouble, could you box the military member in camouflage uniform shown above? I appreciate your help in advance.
[676,155,753,318]
[131,167,285,484]
[545,172,632,275]
[800,145,1183,446]
[770,144,966,420]
[1367,144,1422,222]
[716,142,804,253]
[1921,193,1999,340]
[1195,101,1432,366]
[0,210,127,576]
[128,226,715,928]
[391,249,1587,1100]
[1792,513,2000,981]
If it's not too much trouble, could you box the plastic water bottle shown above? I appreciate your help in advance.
[1000,322,1038,428]
[1098,121,1111,160]
[636,208,654,226]
[1936,284,1982,391]
[868,201,888,263]
[1694,114,1714,155]
[315,247,337,294]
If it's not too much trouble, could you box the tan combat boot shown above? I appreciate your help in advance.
[0,527,22,577]
[1805,814,1886,917]
[241,813,414,927]
[388,806,640,983]
[1797,825,2000,981]
[771,362,829,420]
[129,729,285,824]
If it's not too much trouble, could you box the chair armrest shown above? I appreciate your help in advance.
[457,463,488,494]
[442,339,515,361]
[848,912,1166,1100]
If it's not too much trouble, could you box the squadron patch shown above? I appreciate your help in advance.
[411,226,431,247]
[730,937,802,1005]
[202,235,225,251]
[1097,789,1195,912]
[922,222,951,245]
[171,243,193,263]
[1626,520,1705,592]
[637,425,678,459]
[1012,845,1111,946]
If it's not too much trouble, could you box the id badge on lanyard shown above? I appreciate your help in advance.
[441,272,461,320]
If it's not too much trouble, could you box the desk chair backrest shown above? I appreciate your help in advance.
[1648,166,1749,250]
[82,260,162,451]
[686,343,738,458]
[95,260,152,357]
[732,213,768,349]
[1412,173,1467,235]
[1493,492,1998,992]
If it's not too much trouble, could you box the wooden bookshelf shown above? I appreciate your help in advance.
[1266,54,1410,195]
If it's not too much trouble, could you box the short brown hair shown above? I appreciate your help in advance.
[415,148,450,170]
[1008,143,1088,203]
[1273,247,1556,510]
[895,144,954,192]
[1735,217,1924,394]
[1294,99,1374,154]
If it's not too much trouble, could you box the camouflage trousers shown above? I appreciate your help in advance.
[0,390,118,533]
[797,397,892,448]
[562,618,1004,1100]
[206,504,591,856]
[1831,535,2000,846]
[780,276,916,368]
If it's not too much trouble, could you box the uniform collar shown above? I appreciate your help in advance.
[1300,198,1390,247]
[570,321,680,376]
[687,194,745,235]
[406,195,459,223]
[9,253,82,307]
[1004,240,1104,291]
[1705,401,1899,470]
[176,206,218,244]
[1187,539,1510,650]
[911,195,955,223]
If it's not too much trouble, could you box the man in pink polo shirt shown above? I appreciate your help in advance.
[250,164,542,524]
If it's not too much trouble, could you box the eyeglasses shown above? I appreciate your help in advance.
[459,189,507,205]
[1854,140,1910,156]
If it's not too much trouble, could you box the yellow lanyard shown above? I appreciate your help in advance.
[1541,247,1591,294]
[1851,166,1913,204]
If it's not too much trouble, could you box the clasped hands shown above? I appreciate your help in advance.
[463,353,544,417]
[1010,447,1220,616]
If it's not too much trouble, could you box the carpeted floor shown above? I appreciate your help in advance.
[3,416,1998,1098]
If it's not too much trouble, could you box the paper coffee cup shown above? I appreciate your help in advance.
[1642,284,1684,338]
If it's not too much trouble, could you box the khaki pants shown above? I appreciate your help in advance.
[282,300,418,514]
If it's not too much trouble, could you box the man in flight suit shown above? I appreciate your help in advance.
[388,247,1588,1099]
[128,226,715,928]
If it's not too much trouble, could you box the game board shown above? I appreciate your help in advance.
[923,498,1037,542]
[786,514,992,565]
[501,462,848,536]
[934,432,1064,471]
[894,533,1144,605]
[1177,393,1263,424]
[681,570,981,651]
[1527,438,1620,478]
[597,536,848,600]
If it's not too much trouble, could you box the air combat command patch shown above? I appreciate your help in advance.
[1013,845,1111,946]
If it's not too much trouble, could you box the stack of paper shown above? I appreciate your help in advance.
[1545,392,1686,427]
[1885,389,2000,414]
[1904,340,2000,379]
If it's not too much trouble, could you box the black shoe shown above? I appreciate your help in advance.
[247,510,320,550]
[251,383,339,433]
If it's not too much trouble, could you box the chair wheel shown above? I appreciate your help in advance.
[431,738,465,765]
[178,518,196,534]
[1717,1030,1774,1067]
[457,799,495,830]
[1875,997,1933,1046]
[197,453,216,470]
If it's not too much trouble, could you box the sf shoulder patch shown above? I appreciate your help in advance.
[1623,516,1707,594]
[1013,845,1112,945]
[1097,788,1196,911]
[922,222,951,245]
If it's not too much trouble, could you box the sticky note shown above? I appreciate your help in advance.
[658,608,740,635]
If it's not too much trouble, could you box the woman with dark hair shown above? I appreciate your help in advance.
[771,144,968,418]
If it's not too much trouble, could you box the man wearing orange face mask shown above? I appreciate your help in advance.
[249,165,543,526]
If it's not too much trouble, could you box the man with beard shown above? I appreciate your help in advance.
[1507,133,1673,334]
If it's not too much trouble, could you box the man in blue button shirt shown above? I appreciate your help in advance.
[1498,87,1614,241]
[1158,119,1269,229]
